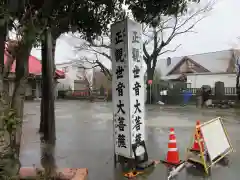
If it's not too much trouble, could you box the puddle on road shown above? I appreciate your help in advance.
[57,114,73,119]
[153,127,165,134]
[21,102,240,180]
[91,113,112,122]
[146,116,195,128]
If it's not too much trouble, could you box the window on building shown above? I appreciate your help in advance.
[167,57,171,66]
[188,63,195,69]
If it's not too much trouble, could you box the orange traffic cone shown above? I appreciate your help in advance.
[161,128,183,166]
[190,120,204,152]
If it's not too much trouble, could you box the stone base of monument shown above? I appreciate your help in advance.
[136,160,160,170]
[19,167,88,180]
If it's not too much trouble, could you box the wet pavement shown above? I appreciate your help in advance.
[20,100,240,180]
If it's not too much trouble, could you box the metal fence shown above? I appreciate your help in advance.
[150,84,237,105]
[150,85,237,96]
[183,87,237,95]
[57,84,237,104]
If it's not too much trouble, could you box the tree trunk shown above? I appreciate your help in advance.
[146,65,154,104]
[0,12,7,155]
[39,94,44,135]
[236,73,240,101]
[0,18,6,93]
[0,16,8,99]
[11,39,33,156]
[52,37,56,67]
[145,28,158,104]
[40,28,55,145]
[39,31,56,138]
[40,28,56,177]
[1,13,38,177]
[0,31,34,177]
[0,20,5,79]
[40,37,47,138]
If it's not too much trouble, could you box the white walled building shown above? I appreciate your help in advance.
[56,60,93,91]
[156,49,239,88]
[186,72,236,88]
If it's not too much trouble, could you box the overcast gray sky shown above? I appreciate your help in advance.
[31,0,240,68]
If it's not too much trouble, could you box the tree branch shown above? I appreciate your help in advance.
[154,1,213,56]
[73,55,112,81]
[73,34,112,61]
[143,43,150,63]
[70,34,113,80]
[158,44,181,56]
[83,45,111,60]
[73,33,111,49]
[94,54,112,81]
[141,1,215,82]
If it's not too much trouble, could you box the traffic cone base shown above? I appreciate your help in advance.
[161,128,183,167]
[189,148,200,153]
[189,141,203,152]
[190,135,204,152]
[160,159,184,167]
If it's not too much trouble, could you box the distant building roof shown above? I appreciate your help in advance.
[4,51,65,79]
[157,49,238,77]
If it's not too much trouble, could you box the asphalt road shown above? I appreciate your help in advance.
[20,101,240,180]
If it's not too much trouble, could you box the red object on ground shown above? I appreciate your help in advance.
[164,128,181,165]
[4,51,65,79]
[72,90,90,97]
[148,80,152,85]
[191,120,204,152]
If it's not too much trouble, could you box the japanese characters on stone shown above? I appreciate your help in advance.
[112,23,129,154]
[111,19,145,158]
[131,29,144,146]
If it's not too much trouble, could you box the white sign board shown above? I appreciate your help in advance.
[201,117,231,161]
[111,18,145,158]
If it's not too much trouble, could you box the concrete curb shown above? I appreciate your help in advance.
[19,167,88,180]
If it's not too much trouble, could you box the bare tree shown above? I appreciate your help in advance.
[143,1,214,102]
[72,34,112,80]
[229,38,240,100]
[72,1,214,102]
[232,49,240,100]
[89,54,111,80]
[236,59,240,101]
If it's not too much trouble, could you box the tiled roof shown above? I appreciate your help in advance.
[4,51,65,79]
[157,49,236,78]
